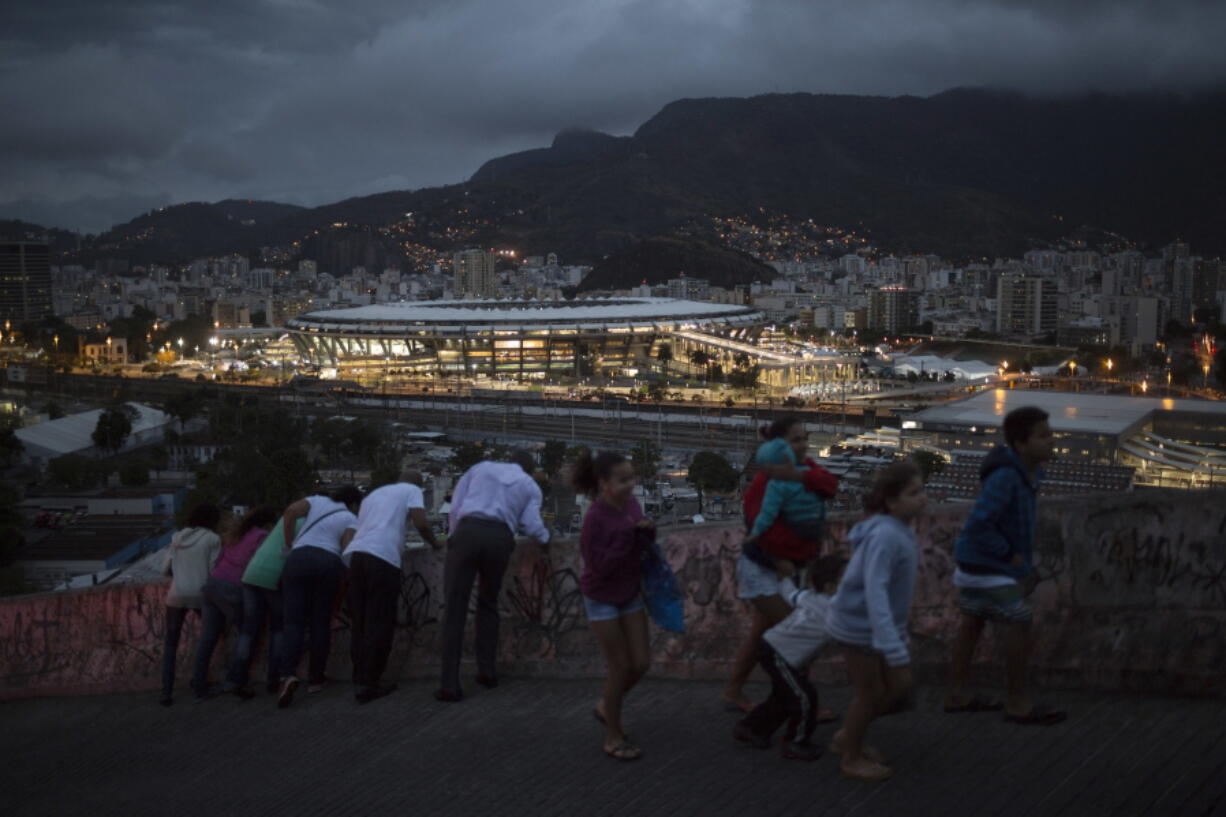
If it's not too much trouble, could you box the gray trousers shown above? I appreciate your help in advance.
[440,516,516,693]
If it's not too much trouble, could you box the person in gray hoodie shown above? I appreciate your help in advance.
[159,504,222,706]
[825,462,925,782]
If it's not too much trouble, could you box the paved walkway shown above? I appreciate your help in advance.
[3,680,1224,817]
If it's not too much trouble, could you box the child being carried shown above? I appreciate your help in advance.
[746,436,828,547]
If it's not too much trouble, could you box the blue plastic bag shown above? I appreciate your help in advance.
[641,540,685,633]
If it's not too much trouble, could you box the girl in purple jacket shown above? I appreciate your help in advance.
[573,448,656,762]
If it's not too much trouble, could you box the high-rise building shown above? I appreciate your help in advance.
[867,286,919,333]
[1101,295,1165,347]
[0,241,53,324]
[452,249,497,298]
[996,272,1057,337]
[667,276,709,301]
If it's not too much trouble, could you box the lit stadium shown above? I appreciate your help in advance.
[285,297,853,386]
[286,297,762,379]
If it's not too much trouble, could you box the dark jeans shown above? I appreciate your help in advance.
[191,578,243,693]
[161,605,200,698]
[347,551,401,689]
[279,546,345,683]
[440,516,515,694]
[742,639,818,744]
[227,585,284,688]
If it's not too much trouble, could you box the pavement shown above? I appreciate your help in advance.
[3,679,1224,817]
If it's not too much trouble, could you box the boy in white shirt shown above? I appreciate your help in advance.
[342,469,437,704]
[733,555,846,761]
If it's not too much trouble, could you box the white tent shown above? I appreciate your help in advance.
[16,403,173,462]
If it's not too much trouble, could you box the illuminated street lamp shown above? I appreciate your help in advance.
[1105,358,1114,374]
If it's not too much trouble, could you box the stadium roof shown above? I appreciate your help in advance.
[911,389,1226,437]
[289,297,760,328]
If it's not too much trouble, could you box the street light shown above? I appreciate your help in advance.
[1105,358,1114,374]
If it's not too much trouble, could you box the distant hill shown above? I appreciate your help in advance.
[56,88,1226,266]
[578,237,776,292]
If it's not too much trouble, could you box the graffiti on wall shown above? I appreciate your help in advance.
[3,490,1226,699]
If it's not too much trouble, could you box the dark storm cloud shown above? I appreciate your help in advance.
[1,0,1223,233]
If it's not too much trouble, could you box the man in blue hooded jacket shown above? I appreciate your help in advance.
[943,405,1066,725]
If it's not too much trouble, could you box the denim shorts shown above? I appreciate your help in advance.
[736,552,781,600]
[583,594,645,622]
[957,584,1033,623]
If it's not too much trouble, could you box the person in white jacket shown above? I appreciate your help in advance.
[159,504,222,706]
[733,555,846,761]
[825,461,925,782]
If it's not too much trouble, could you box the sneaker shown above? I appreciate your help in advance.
[356,683,398,705]
[780,740,822,761]
[733,721,770,749]
[277,677,300,709]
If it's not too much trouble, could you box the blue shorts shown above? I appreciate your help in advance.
[957,585,1033,623]
[583,594,645,622]
[736,552,781,600]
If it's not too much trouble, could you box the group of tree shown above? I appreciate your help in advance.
[687,450,738,512]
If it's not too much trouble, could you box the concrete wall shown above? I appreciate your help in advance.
[2,489,1223,699]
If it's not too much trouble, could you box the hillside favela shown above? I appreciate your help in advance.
[2,3,1225,815]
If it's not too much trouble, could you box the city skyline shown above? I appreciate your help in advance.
[4,0,1226,232]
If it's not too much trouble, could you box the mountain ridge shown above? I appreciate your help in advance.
[27,87,1226,267]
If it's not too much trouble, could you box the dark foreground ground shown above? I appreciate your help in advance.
[3,679,1224,817]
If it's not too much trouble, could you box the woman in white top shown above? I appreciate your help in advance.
[274,485,362,708]
[159,503,222,706]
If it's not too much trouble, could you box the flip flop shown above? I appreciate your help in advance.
[1003,705,1067,726]
[604,740,642,762]
[944,694,1004,714]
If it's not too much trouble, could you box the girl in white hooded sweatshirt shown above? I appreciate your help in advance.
[159,504,222,705]
[825,462,925,782]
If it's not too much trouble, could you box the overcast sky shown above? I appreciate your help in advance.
[2,0,1224,233]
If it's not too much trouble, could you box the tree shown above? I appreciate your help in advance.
[630,439,660,483]
[92,404,137,454]
[0,419,23,469]
[540,440,569,482]
[162,391,199,432]
[942,370,957,382]
[450,441,487,474]
[188,405,316,510]
[688,349,711,380]
[656,344,674,377]
[687,451,738,513]
[368,441,405,490]
[911,450,947,480]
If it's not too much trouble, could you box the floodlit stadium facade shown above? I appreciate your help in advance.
[286,297,770,380]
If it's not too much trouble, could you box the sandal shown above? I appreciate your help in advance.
[1003,705,1067,726]
[604,740,642,761]
[841,759,894,782]
[944,694,1004,714]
